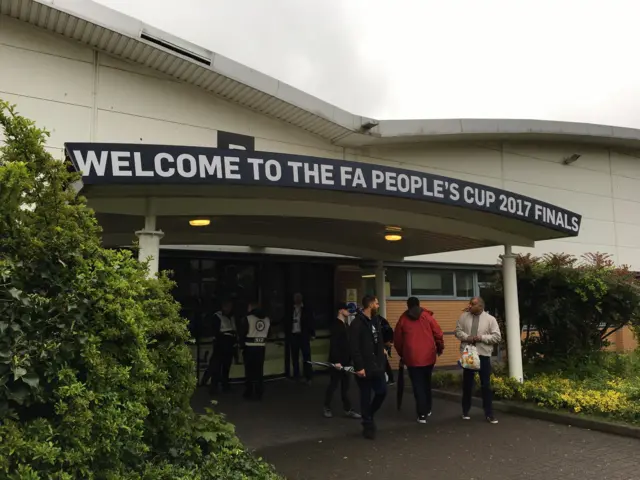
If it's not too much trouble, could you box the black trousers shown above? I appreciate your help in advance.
[290,333,312,380]
[462,355,493,417]
[385,358,395,383]
[324,369,352,411]
[207,335,236,391]
[407,365,434,417]
[356,375,387,426]
[243,346,266,399]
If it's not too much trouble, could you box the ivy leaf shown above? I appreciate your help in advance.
[0,322,7,334]
[21,373,40,388]
[7,384,30,405]
[13,366,27,380]
[8,287,21,299]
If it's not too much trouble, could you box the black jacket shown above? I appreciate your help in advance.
[328,317,351,365]
[377,315,394,344]
[284,304,315,337]
[349,311,385,377]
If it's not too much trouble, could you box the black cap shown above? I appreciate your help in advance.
[336,301,349,311]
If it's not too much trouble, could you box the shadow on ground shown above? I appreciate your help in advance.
[192,376,639,480]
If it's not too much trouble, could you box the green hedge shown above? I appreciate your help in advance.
[0,100,282,479]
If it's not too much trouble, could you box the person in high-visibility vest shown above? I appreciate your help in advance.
[207,299,237,394]
[238,300,271,400]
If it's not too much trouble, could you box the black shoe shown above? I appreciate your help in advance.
[362,425,376,440]
[417,415,427,424]
[486,416,499,424]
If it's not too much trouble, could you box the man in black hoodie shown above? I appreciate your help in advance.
[324,302,362,420]
[349,295,387,439]
[238,300,271,401]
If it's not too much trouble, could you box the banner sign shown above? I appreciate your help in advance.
[65,142,582,235]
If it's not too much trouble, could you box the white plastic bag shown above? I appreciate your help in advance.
[459,344,481,370]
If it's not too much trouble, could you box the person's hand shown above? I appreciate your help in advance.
[334,363,342,369]
[356,369,366,377]
[384,349,389,358]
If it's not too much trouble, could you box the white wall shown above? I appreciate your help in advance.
[368,141,640,268]
[3,16,640,269]
[0,15,344,162]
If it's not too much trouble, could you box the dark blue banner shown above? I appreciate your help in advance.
[65,142,582,235]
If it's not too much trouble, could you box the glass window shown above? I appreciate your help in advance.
[410,270,454,296]
[387,268,408,297]
[362,268,407,298]
[455,271,474,298]
[363,274,377,297]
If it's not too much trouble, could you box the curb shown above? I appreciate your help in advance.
[431,388,640,440]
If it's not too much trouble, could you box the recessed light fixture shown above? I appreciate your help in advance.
[189,218,210,227]
[362,274,376,278]
[385,226,403,242]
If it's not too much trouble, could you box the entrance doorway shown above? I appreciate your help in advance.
[159,250,340,383]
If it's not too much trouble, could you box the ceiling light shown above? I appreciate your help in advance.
[384,226,403,242]
[189,218,210,227]
[362,274,376,278]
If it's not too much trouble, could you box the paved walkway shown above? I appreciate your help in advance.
[192,377,639,480]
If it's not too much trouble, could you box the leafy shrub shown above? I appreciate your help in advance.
[483,253,640,365]
[491,373,640,423]
[0,100,281,478]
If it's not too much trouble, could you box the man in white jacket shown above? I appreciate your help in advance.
[455,296,502,424]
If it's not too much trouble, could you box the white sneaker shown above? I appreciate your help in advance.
[345,410,362,419]
[462,414,471,420]
[323,408,333,418]
[417,415,427,424]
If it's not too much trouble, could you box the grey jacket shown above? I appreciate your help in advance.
[455,311,501,357]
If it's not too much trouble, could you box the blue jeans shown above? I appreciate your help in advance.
[356,374,387,426]
[462,355,493,417]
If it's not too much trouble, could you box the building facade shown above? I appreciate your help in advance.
[1,0,638,377]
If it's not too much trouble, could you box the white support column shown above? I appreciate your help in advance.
[375,260,387,319]
[502,245,523,382]
[136,200,164,278]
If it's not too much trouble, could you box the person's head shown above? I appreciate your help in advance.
[336,301,349,318]
[293,292,303,306]
[247,299,259,313]
[468,296,485,315]
[407,296,420,309]
[221,299,233,315]
[361,295,378,317]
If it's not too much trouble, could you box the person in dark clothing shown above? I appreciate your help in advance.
[378,315,395,385]
[324,302,362,420]
[201,299,237,394]
[284,293,315,383]
[349,295,387,440]
[237,301,271,401]
[394,297,445,423]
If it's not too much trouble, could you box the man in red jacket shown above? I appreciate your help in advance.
[394,297,445,424]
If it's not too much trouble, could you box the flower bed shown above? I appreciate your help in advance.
[432,360,640,425]
[491,374,640,423]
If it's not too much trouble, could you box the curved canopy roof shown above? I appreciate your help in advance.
[66,142,582,260]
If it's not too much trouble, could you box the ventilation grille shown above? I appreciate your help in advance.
[140,32,211,66]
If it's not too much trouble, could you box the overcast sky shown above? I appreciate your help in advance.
[97,0,640,127]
